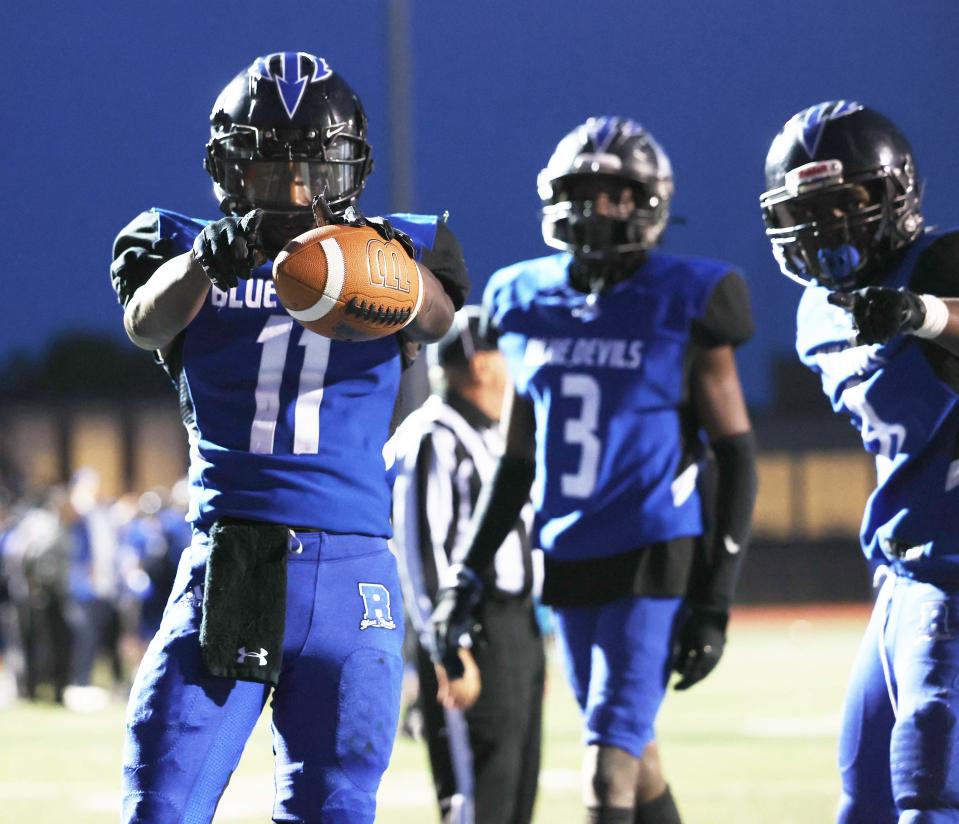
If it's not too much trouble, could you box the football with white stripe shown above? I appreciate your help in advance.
[272,224,423,341]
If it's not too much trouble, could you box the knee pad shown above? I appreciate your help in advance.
[334,647,404,792]
[891,698,957,812]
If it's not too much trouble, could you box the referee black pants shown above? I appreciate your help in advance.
[417,596,545,824]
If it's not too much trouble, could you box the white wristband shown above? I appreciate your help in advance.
[399,262,425,330]
[915,294,949,339]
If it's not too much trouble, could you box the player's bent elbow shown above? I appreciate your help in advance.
[123,303,173,351]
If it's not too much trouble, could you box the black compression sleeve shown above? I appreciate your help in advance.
[690,271,755,349]
[909,231,959,392]
[111,210,174,307]
[455,454,535,575]
[686,431,758,613]
[421,222,470,310]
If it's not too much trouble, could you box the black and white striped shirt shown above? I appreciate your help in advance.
[391,392,537,647]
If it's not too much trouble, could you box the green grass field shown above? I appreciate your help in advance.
[0,604,867,823]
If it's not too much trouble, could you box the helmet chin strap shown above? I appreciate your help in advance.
[218,192,249,216]
[568,251,646,295]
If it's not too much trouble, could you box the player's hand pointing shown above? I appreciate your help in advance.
[192,210,265,291]
[828,286,926,345]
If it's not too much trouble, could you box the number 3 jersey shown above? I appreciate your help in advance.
[796,228,959,581]
[111,208,468,535]
[485,250,753,562]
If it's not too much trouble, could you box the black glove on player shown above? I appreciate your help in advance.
[673,607,727,690]
[429,566,484,680]
[311,193,416,259]
[828,286,926,345]
[192,210,264,291]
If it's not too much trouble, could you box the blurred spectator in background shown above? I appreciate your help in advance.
[0,491,20,706]
[4,487,76,704]
[119,482,189,646]
[0,474,195,711]
[392,306,545,824]
[64,469,122,711]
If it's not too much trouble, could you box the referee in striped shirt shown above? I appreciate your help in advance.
[392,306,545,824]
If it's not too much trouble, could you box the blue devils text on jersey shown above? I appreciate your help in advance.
[485,249,750,561]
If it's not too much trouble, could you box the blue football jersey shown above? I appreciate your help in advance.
[796,227,959,578]
[485,250,743,561]
[113,208,463,536]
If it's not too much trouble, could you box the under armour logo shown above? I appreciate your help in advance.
[253,52,333,119]
[918,601,953,642]
[236,646,269,666]
[183,584,204,608]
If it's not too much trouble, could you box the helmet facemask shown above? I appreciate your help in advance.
[207,123,371,216]
[760,103,924,289]
[762,166,921,288]
[542,173,671,259]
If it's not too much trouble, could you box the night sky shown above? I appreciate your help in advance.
[6,0,959,407]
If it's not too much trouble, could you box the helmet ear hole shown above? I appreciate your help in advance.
[898,211,922,240]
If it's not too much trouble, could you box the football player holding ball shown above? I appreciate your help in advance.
[111,52,467,824]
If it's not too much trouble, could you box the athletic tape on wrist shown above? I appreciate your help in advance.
[399,263,425,329]
[915,294,949,339]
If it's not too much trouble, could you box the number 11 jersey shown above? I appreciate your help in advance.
[111,208,468,535]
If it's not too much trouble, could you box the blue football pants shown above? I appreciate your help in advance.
[552,595,682,758]
[838,569,959,823]
[121,530,405,824]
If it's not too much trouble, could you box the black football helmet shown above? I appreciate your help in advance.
[760,101,923,289]
[204,52,373,226]
[539,116,674,261]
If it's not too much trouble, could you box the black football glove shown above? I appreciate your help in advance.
[828,286,926,345]
[429,566,484,680]
[192,210,264,291]
[673,607,727,690]
[311,193,416,259]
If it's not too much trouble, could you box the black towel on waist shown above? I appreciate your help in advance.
[199,519,289,686]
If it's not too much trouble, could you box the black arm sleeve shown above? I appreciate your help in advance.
[909,231,959,392]
[453,454,535,575]
[110,210,175,308]
[909,231,959,297]
[420,221,470,310]
[110,210,186,383]
[685,430,758,613]
[690,271,755,349]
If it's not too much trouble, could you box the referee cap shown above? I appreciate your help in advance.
[430,305,497,369]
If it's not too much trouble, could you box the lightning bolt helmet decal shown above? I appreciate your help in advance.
[252,52,334,119]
